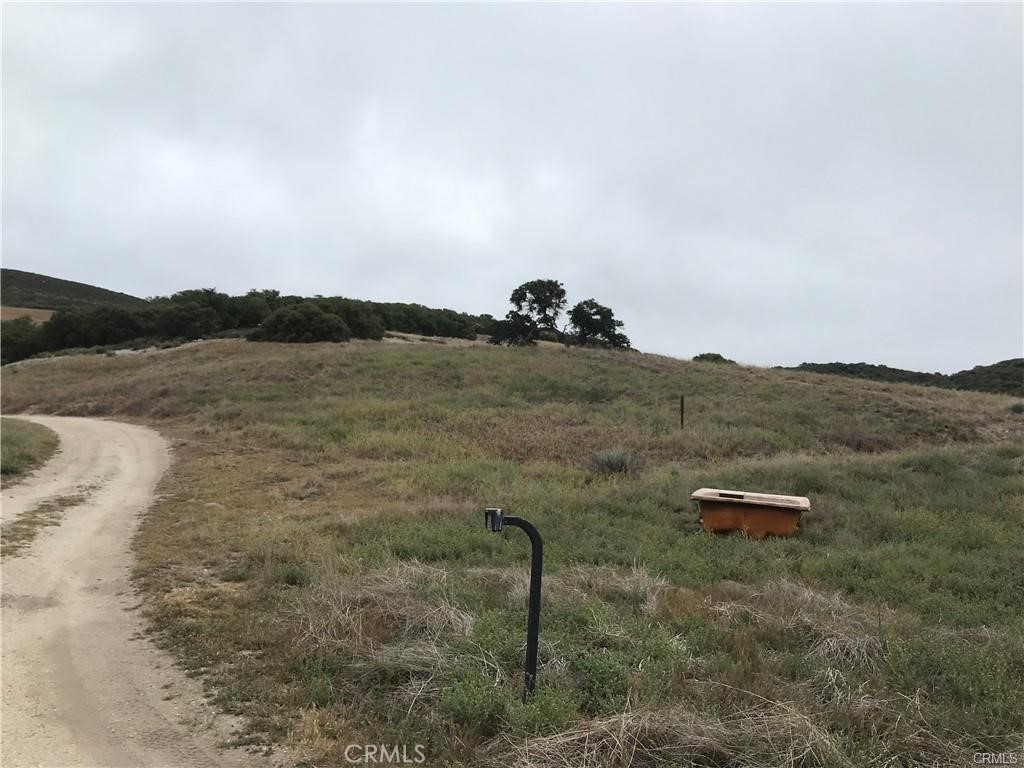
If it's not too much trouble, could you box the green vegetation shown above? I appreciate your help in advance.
[490,279,630,348]
[1,417,59,481]
[1,278,492,363]
[693,352,736,364]
[950,358,1024,396]
[1,317,44,363]
[588,447,645,475]
[1,267,145,310]
[786,359,1024,397]
[567,298,629,348]
[510,278,567,337]
[249,302,351,343]
[2,339,1020,766]
[5,269,1013,404]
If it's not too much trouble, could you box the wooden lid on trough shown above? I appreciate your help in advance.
[690,488,810,511]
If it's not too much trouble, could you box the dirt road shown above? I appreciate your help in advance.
[2,416,264,768]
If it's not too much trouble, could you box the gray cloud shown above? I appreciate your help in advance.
[3,3,1021,372]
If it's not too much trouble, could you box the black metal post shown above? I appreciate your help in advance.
[502,515,542,700]
[482,508,543,701]
[680,394,685,429]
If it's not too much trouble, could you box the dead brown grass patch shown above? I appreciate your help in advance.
[707,580,892,673]
[481,700,850,768]
[0,305,54,323]
[293,561,474,656]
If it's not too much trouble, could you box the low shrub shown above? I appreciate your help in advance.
[693,352,736,364]
[506,689,577,735]
[439,665,508,735]
[571,652,630,715]
[589,448,645,475]
[249,302,351,343]
[270,561,311,587]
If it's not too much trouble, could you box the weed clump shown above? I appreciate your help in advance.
[589,448,644,476]
[294,562,473,656]
[272,561,311,587]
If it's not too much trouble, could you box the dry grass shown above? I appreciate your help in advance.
[2,339,1018,458]
[482,700,851,768]
[707,580,891,672]
[294,561,474,660]
[481,685,984,768]
[0,305,54,324]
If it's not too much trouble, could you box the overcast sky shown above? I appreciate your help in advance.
[3,3,1021,372]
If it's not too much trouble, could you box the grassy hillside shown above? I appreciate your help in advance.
[787,359,1024,397]
[0,268,145,310]
[3,339,1022,766]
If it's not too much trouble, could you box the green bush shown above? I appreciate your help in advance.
[314,298,386,340]
[506,689,576,735]
[270,561,311,587]
[154,302,221,340]
[1010,402,1024,414]
[572,651,630,715]
[0,317,44,363]
[693,352,736,364]
[439,666,508,735]
[249,302,351,343]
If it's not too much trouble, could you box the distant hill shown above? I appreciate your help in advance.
[948,359,1024,397]
[784,359,1023,397]
[1,268,145,310]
